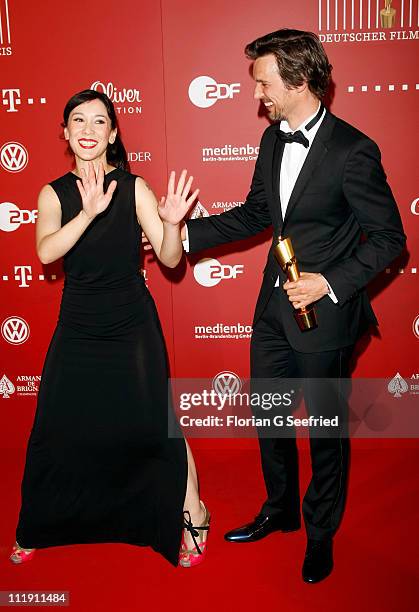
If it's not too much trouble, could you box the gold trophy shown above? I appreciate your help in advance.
[273,236,317,331]
[380,0,396,28]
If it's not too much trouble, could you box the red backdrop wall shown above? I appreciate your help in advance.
[1,0,418,450]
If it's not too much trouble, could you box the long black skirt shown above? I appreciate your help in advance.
[16,281,187,566]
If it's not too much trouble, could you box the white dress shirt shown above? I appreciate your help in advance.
[274,105,338,303]
[279,104,325,219]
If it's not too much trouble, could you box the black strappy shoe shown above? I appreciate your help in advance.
[179,500,210,567]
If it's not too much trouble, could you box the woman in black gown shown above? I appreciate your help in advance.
[10,90,209,568]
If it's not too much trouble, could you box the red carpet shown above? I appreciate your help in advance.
[1,442,418,611]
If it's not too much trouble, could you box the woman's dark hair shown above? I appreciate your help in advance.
[62,89,128,170]
[245,29,332,100]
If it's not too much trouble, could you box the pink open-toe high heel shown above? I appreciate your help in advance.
[179,501,210,568]
[9,543,36,564]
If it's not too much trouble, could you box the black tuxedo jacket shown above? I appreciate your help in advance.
[186,111,406,352]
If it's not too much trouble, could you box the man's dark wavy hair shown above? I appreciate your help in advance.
[245,29,332,99]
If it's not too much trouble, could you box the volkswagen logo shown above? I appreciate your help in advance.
[0,142,29,173]
[212,371,242,396]
[1,316,30,345]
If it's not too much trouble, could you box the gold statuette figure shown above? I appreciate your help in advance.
[273,236,318,331]
[380,0,396,28]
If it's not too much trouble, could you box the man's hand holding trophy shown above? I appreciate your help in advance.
[274,235,320,331]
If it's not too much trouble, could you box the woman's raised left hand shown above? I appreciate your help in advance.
[158,170,199,225]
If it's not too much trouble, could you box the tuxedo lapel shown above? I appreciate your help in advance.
[271,135,285,229]
[282,112,335,226]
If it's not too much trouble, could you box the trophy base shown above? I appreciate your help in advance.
[380,9,396,28]
[294,306,317,331]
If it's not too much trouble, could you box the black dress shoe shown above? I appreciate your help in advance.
[224,513,300,543]
[302,539,333,583]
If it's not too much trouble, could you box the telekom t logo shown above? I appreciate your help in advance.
[1,89,47,112]
[2,89,21,112]
[14,266,32,288]
[188,76,240,108]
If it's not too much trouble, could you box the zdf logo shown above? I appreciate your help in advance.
[188,76,240,108]
[0,202,38,232]
[193,258,244,287]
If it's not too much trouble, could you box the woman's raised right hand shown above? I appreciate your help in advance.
[76,161,117,220]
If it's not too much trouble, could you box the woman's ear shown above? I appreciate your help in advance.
[109,128,117,145]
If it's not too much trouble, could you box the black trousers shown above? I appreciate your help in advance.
[251,289,353,542]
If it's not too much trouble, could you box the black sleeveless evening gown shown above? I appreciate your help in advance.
[16,168,187,566]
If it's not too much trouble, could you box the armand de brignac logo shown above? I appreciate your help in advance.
[189,201,210,219]
[387,372,409,398]
[0,374,15,399]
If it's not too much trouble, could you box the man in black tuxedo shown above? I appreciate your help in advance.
[183,29,405,582]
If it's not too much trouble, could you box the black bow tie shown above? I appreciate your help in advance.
[277,130,309,148]
[276,104,325,149]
